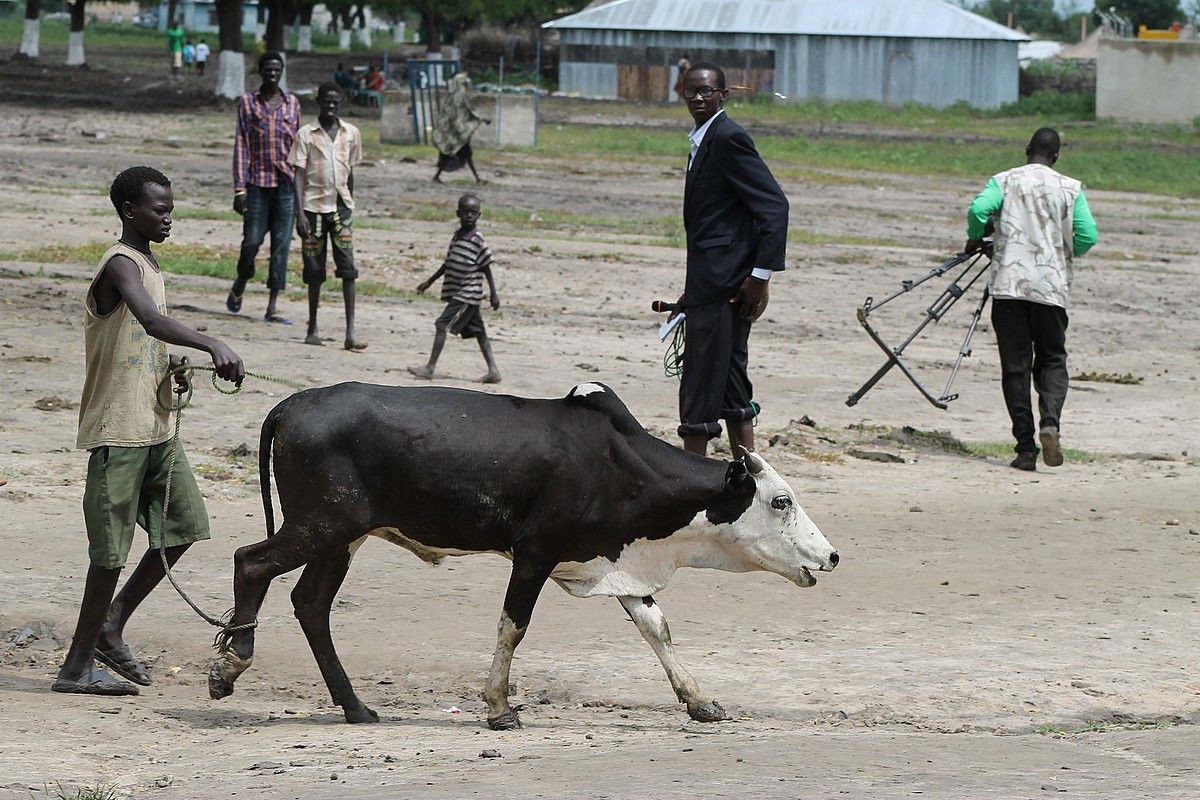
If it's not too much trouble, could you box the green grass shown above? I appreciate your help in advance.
[963,440,1096,463]
[0,17,386,54]
[534,111,1200,198]
[8,241,239,279]
[48,785,121,800]
[1,240,434,300]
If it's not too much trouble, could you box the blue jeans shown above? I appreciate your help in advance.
[236,183,295,291]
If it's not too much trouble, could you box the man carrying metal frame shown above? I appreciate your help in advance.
[965,128,1098,472]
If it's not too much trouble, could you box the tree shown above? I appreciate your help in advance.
[66,0,87,66]
[264,0,287,51]
[215,0,246,99]
[16,0,40,60]
[296,1,316,52]
[972,0,1069,38]
[1103,0,1182,28]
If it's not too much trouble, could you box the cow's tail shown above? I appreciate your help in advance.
[259,403,285,538]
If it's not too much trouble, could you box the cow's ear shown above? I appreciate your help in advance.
[724,459,755,495]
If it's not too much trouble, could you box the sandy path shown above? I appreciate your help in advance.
[0,106,1197,799]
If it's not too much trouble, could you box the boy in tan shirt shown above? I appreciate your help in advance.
[55,166,244,695]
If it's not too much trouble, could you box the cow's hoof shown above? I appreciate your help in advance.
[487,710,523,730]
[344,705,380,724]
[207,668,233,700]
[207,651,252,700]
[686,699,729,723]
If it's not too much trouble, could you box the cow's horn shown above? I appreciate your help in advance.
[737,446,765,474]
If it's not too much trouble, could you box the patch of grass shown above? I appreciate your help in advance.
[963,441,1096,463]
[1035,716,1181,736]
[535,121,1200,198]
[0,18,382,54]
[48,784,122,800]
[5,241,237,279]
[1073,371,1143,385]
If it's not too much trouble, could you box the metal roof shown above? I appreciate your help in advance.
[543,0,1030,41]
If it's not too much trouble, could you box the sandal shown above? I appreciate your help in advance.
[95,644,152,686]
[344,339,368,352]
[53,668,139,696]
[264,313,293,325]
[226,291,243,314]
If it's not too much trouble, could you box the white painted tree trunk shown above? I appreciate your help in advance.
[338,29,351,51]
[254,22,265,44]
[66,30,85,66]
[215,50,246,99]
[356,26,371,48]
[392,22,405,44]
[19,18,40,58]
[297,24,312,52]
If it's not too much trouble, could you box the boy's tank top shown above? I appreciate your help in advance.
[77,242,173,450]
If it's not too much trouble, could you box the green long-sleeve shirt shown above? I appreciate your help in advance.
[967,177,1098,255]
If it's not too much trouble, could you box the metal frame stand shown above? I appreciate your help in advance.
[846,247,993,410]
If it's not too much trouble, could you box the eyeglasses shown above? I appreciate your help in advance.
[683,86,721,100]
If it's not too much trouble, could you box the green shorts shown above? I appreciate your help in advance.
[83,442,211,569]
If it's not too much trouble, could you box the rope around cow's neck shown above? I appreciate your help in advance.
[156,363,305,647]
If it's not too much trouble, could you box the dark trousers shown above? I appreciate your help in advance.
[678,300,755,440]
[991,298,1069,454]
[236,183,296,291]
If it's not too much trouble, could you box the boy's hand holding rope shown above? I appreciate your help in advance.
[156,357,306,646]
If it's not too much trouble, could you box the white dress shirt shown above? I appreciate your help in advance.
[687,109,772,282]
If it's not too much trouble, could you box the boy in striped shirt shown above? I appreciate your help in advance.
[409,193,501,383]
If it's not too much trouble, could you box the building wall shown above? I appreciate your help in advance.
[558,29,1018,109]
[1096,37,1200,123]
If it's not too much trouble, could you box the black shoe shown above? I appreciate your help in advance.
[1010,451,1037,471]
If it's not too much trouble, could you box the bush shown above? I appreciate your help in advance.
[998,90,1095,118]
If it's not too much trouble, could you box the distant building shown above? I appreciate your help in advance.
[543,0,1028,108]
[157,0,259,35]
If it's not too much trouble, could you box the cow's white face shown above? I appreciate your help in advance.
[719,451,839,587]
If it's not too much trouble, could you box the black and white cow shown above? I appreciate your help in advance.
[208,382,839,729]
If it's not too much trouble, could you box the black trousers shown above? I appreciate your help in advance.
[678,300,755,440]
[991,298,1069,454]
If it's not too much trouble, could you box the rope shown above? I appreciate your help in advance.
[155,362,305,646]
[663,319,685,379]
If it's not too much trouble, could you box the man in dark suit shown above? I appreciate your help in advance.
[673,62,789,456]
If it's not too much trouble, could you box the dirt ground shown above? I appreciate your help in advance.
[0,89,1198,800]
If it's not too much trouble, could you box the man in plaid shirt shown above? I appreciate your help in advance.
[226,51,301,324]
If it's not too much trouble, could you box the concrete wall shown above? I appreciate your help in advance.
[557,30,1019,109]
[1097,37,1200,123]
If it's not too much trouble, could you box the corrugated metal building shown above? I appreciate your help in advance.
[543,0,1028,109]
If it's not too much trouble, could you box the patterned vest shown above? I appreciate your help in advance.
[990,163,1081,309]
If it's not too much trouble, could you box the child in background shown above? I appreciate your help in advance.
[409,193,501,383]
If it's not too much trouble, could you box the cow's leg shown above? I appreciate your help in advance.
[483,559,551,730]
[618,595,728,722]
[208,527,313,700]
[291,539,377,724]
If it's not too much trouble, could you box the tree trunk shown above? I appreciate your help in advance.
[255,0,266,44]
[419,10,443,51]
[296,2,313,52]
[67,0,86,67]
[337,6,353,51]
[17,0,40,60]
[264,0,285,52]
[167,0,178,28]
[355,6,371,48]
[215,0,245,99]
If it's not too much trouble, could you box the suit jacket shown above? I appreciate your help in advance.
[683,112,789,306]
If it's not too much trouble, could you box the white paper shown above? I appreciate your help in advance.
[658,312,685,342]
